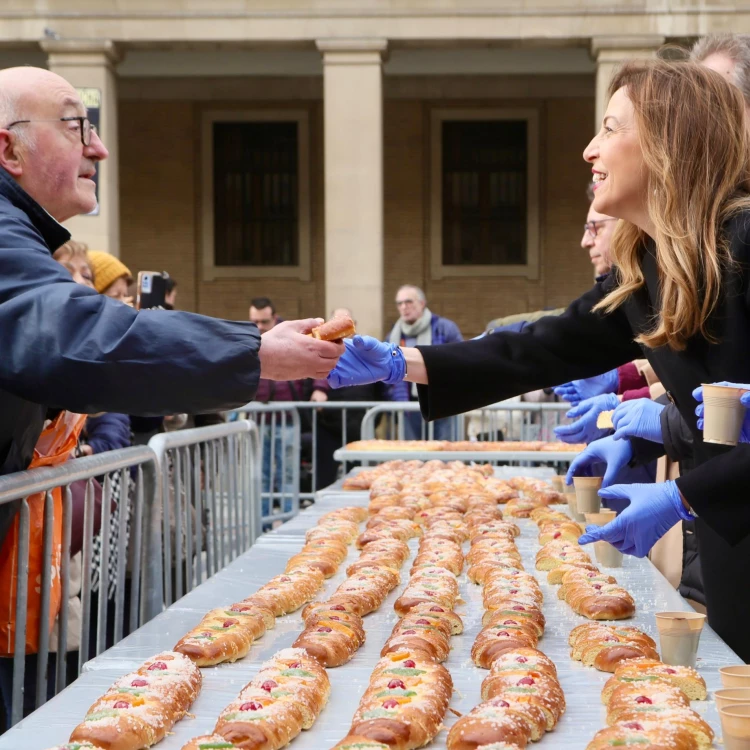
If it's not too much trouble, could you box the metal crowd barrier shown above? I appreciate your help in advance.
[0,447,159,728]
[148,420,262,607]
[229,400,572,506]
[0,420,264,730]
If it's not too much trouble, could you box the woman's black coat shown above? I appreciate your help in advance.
[417,210,750,660]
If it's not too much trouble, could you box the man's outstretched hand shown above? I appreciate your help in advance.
[258,318,345,381]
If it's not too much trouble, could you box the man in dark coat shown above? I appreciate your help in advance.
[0,66,343,546]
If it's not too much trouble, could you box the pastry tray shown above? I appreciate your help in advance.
[1,467,738,749]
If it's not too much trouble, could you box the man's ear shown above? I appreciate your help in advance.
[0,130,24,177]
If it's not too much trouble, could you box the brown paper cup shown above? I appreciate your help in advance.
[702,383,749,446]
[721,704,750,749]
[550,475,565,492]
[565,491,585,522]
[716,689,750,712]
[574,476,602,514]
[655,611,706,667]
[594,540,623,568]
[584,510,617,526]
[721,666,750,688]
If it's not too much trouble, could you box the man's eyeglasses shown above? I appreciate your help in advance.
[5,116,96,146]
[584,218,617,238]
[395,299,416,307]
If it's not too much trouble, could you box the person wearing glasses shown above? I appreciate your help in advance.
[0,66,344,545]
[387,285,462,441]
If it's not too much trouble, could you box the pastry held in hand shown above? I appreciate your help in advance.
[311,314,356,341]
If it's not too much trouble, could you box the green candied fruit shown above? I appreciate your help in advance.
[383,667,426,677]
[222,712,266,722]
[361,708,397,719]
[280,668,314,678]
[84,709,120,721]
[197,743,236,749]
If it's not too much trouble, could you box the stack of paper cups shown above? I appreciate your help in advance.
[720,704,750,750]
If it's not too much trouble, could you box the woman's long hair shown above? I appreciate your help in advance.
[594,59,750,350]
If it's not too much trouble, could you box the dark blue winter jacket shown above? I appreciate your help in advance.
[0,168,261,543]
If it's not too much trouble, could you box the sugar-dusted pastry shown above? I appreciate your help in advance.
[601,659,707,703]
[244,566,325,616]
[393,566,460,615]
[293,607,366,667]
[69,652,201,750]
[173,605,270,666]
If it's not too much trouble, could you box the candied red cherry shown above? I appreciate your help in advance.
[402,629,417,635]
[424,591,435,597]
[503,620,517,626]
[148,661,167,671]
[261,680,278,692]
[430,606,444,612]
[553,532,561,539]
[515,657,528,663]
[317,626,333,633]
[512,606,526,612]
[382,699,399,709]
[330,604,346,611]
[664,668,677,674]
[623,722,644,731]
[130,679,148,687]
[329,616,341,621]
[387,679,406,690]
[517,676,535,686]
[509,589,518,595]
[113,701,130,709]
[288,662,300,668]
[496,631,510,637]
[223,619,238,628]
[415,619,431,625]
[493,699,510,708]
[201,631,213,638]
[279,576,291,582]
[592,584,602,591]
[403,659,416,668]
[635,696,652,704]
[241,701,263,711]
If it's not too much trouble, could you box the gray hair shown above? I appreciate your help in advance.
[690,34,750,108]
[397,284,426,303]
[0,87,34,152]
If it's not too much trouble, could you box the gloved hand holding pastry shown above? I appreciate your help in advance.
[554,393,618,444]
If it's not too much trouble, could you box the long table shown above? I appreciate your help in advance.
[333,448,577,464]
[1,466,738,749]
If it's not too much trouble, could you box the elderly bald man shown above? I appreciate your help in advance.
[0,67,343,530]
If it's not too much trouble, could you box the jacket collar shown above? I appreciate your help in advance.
[0,167,70,251]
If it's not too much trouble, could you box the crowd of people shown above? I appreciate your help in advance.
[3,26,750,730]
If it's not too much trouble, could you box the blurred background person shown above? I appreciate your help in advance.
[388,285,462,440]
[87,250,133,305]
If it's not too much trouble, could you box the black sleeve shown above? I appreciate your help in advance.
[660,402,694,463]
[416,277,642,420]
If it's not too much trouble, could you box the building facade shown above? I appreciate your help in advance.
[0,2,739,337]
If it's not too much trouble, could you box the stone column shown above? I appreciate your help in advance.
[42,40,121,256]
[316,39,387,337]
[591,36,665,129]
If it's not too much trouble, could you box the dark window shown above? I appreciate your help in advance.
[213,121,298,266]
[441,119,527,266]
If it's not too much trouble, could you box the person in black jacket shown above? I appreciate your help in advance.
[0,66,344,547]
[328,59,750,660]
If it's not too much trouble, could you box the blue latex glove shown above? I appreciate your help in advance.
[553,393,618,444]
[693,382,750,442]
[611,398,665,443]
[578,480,693,558]
[553,368,619,406]
[565,434,633,489]
[327,335,406,389]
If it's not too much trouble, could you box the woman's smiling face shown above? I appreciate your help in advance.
[583,86,651,234]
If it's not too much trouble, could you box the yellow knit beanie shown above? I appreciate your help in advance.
[87,250,133,294]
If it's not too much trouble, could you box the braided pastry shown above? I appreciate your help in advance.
[323,563,402,616]
[446,703,532,749]
[381,610,456,662]
[321,506,369,523]
[46,744,105,750]
[344,650,453,750]
[606,681,690,723]
[601,659,707,703]
[586,721,700,750]
[393,566,460,615]
[480,671,566,731]
[173,604,271,666]
[69,652,201,750]
[609,709,713,748]
[244,566,325,616]
[293,607,366,667]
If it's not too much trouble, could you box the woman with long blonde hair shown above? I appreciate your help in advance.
[329,58,750,659]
